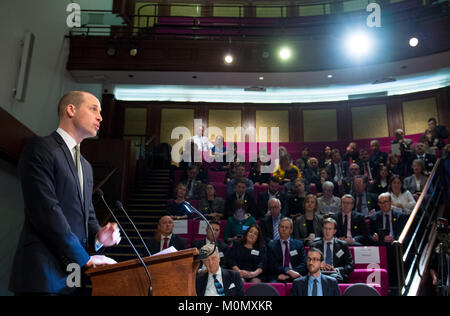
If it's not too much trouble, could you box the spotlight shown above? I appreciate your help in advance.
[279,47,292,61]
[106,40,117,57]
[345,31,373,57]
[409,37,419,47]
[327,74,333,79]
[224,54,234,64]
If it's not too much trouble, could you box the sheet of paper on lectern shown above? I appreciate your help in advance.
[153,246,178,257]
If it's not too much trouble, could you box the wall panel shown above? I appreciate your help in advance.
[303,109,338,142]
[352,104,389,139]
[256,110,289,142]
[402,97,438,135]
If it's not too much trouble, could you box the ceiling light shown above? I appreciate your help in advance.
[259,76,264,81]
[328,74,333,78]
[279,47,292,61]
[224,54,234,64]
[345,31,373,57]
[409,37,419,47]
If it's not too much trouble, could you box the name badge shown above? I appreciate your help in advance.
[290,250,298,256]
[251,250,260,256]
[242,225,249,231]
[336,249,344,258]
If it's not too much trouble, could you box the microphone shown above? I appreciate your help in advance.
[115,201,152,257]
[182,200,217,260]
[96,190,153,296]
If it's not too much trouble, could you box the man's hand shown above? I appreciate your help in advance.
[373,233,379,242]
[384,235,394,244]
[277,274,290,282]
[85,255,117,269]
[97,223,121,247]
[287,270,300,279]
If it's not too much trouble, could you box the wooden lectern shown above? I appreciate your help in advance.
[85,248,200,296]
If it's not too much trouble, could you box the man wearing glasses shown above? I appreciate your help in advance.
[290,248,341,296]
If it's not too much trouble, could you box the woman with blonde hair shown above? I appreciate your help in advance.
[293,194,323,246]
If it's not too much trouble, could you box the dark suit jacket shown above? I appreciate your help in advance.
[333,211,369,245]
[352,191,378,215]
[257,191,287,219]
[224,192,256,219]
[327,161,349,181]
[10,132,101,295]
[290,274,341,296]
[266,238,307,279]
[198,198,225,216]
[260,216,281,244]
[293,214,323,242]
[369,209,408,243]
[196,269,244,296]
[181,179,205,200]
[410,154,437,173]
[146,234,188,254]
[311,238,354,282]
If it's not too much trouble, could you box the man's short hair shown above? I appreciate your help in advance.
[378,192,392,201]
[279,217,293,229]
[270,176,281,183]
[322,217,338,229]
[354,175,368,184]
[428,118,437,124]
[57,91,88,117]
[308,247,324,261]
[235,178,247,187]
[341,194,355,203]
[268,197,281,208]
[322,181,335,190]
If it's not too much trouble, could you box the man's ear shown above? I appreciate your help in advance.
[66,104,76,118]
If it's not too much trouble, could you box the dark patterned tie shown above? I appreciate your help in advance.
[326,242,333,266]
[312,278,318,296]
[75,145,83,199]
[213,274,225,296]
[283,241,290,268]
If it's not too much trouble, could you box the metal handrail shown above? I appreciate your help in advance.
[394,158,443,295]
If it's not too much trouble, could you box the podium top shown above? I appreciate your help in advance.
[85,247,199,277]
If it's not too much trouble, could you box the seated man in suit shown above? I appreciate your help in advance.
[224,179,257,219]
[343,163,361,194]
[196,243,244,296]
[260,198,283,244]
[290,248,341,296]
[370,139,388,168]
[191,220,228,269]
[327,149,349,185]
[333,194,369,246]
[311,218,354,283]
[181,165,205,200]
[343,142,359,165]
[267,218,306,282]
[257,176,287,218]
[146,216,187,254]
[411,142,436,175]
[226,164,254,197]
[359,148,377,181]
[352,175,378,217]
[390,128,413,157]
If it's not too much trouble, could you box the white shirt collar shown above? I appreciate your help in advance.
[56,128,78,151]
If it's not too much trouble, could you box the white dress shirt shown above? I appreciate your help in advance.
[205,267,223,296]
[56,127,83,194]
[391,190,416,214]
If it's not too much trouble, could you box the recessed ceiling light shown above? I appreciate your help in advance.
[224,54,234,64]
[409,37,419,47]
[328,74,333,78]
[259,76,264,81]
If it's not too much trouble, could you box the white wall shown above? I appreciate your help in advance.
[0,0,110,295]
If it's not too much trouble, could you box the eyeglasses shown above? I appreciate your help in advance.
[306,257,322,263]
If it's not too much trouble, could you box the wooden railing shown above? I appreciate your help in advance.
[394,158,443,295]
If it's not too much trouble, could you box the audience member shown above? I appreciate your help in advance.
[196,243,244,296]
[303,157,321,185]
[387,153,407,178]
[352,175,378,217]
[224,178,256,219]
[146,216,188,254]
[333,194,369,246]
[257,176,287,218]
[419,127,442,155]
[167,183,189,219]
[267,218,307,282]
[181,165,205,200]
[210,135,227,169]
[260,198,283,244]
[191,125,213,152]
[198,183,225,220]
[359,148,377,181]
[320,146,333,169]
[192,220,228,269]
[293,195,323,245]
[290,248,341,296]
[311,218,354,283]
[287,179,307,218]
[282,167,301,196]
[343,142,359,165]
[370,165,391,196]
[426,117,448,144]
[273,152,301,184]
[317,181,341,216]
[300,146,311,167]
[226,164,254,196]
[388,175,416,215]
[390,128,413,157]
[227,225,266,283]
[412,142,436,175]
[249,156,271,185]
[370,139,388,167]
[343,163,361,194]
[316,168,338,195]
[224,200,257,244]
[403,160,428,200]
[327,149,349,185]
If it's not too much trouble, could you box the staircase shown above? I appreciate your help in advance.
[102,169,170,262]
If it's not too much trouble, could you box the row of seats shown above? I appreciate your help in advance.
[174,220,389,296]
[244,282,383,296]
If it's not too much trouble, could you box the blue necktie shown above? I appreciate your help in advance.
[213,274,225,296]
[312,279,318,296]
[326,242,333,266]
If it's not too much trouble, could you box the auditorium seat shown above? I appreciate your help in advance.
[244,283,285,296]
[209,171,226,183]
[285,282,383,296]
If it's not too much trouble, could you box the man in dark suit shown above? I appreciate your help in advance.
[370,139,388,167]
[290,248,341,296]
[411,142,436,175]
[352,175,378,217]
[260,198,283,244]
[342,163,361,195]
[311,218,354,283]
[196,244,244,296]
[191,220,228,269]
[359,149,378,181]
[146,216,188,254]
[9,91,120,296]
[333,195,369,246]
[267,218,306,282]
[257,176,287,218]
[181,165,206,200]
[224,179,256,219]
[327,149,349,185]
